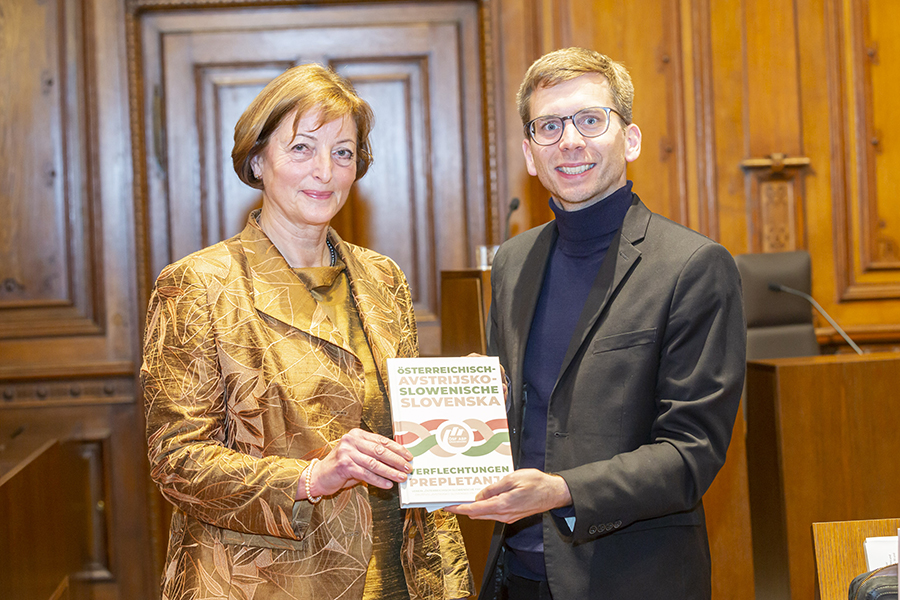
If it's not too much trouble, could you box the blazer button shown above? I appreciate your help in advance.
[588,525,597,535]
[614,520,622,528]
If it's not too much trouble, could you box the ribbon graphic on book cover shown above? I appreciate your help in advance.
[395,418,511,458]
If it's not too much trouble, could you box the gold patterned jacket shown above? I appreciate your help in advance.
[142,215,472,600]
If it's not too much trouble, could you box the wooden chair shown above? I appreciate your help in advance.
[812,518,900,600]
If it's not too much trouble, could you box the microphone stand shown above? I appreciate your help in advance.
[767,283,863,355]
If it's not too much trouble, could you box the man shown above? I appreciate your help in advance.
[447,48,746,599]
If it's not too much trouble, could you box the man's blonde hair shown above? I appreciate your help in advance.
[516,47,634,127]
[232,63,374,189]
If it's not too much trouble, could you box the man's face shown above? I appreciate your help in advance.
[523,73,641,212]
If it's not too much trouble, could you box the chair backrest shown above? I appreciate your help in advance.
[734,250,820,360]
[812,518,900,600]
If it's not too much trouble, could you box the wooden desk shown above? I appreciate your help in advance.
[813,518,900,600]
[745,353,900,600]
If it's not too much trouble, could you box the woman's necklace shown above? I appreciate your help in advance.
[325,238,336,267]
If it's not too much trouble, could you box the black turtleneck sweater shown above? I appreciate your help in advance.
[504,181,634,581]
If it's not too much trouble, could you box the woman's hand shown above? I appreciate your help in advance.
[302,428,413,500]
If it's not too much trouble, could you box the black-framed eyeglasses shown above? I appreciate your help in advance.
[525,106,624,146]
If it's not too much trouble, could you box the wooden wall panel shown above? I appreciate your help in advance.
[830,0,900,300]
[793,0,900,346]
[138,3,485,356]
[0,0,102,339]
[1,0,155,596]
[485,0,540,240]
[495,0,692,232]
[493,0,900,349]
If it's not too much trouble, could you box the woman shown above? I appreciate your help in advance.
[142,63,472,600]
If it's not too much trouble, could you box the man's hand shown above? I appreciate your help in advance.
[444,468,572,523]
[465,352,508,402]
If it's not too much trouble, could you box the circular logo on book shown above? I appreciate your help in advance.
[434,421,475,455]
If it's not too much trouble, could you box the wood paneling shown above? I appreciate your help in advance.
[495,0,691,231]
[829,0,900,299]
[137,3,485,356]
[491,0,900,347]
[0,0,154,595]
[4,0,900,598]
[0,0,102,339]
[796,0,900,343]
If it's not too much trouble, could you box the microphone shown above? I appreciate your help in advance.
[503,197,520,242]
[767,282,863,355]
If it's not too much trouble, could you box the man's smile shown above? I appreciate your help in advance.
[557,163,595,175]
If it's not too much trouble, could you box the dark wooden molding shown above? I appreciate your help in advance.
[690,0,719,240]
[0,371,136,408]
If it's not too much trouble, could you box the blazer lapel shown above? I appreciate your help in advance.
[336,230,402,376]
[240,217,348,351]
[555,196,651,384]
[507,223,557,428]
[336,230,404,438]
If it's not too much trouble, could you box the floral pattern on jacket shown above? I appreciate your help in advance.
[142,215,472,600]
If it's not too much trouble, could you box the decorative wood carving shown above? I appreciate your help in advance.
[0,375,135,407]
[760,180,796,252]
[740,154,810,253]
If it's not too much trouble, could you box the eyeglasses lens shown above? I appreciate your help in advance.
[530,108,611,146]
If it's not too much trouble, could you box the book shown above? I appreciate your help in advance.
[386,355,513,510]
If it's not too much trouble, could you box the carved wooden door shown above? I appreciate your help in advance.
[139,3,486,357]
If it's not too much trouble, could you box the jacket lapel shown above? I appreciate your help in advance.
[336,230,402,377]
[240,216,348,351]
[336,230,404,437]
[555,196,651,385]
[507,223,557,429]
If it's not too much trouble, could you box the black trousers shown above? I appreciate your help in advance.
[503,572,553,600]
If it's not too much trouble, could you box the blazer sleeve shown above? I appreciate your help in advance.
[142,262,312,540]
[556,242,746,542]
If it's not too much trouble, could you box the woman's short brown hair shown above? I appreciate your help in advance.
[516,47,634,127]
[232,63,375,189]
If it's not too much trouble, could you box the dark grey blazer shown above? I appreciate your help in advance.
[479,194,746,600]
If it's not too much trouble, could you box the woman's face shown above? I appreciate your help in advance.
[252,108,358,229]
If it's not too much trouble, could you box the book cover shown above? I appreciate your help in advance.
[386,355,513,510]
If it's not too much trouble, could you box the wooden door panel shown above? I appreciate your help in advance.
[141,3,484,355]
[832,0,900,296]
[794,0,900,340]
[331,60,429,311]
[200,66,287,246]
[867,1,900,270]
[0,0,103,339]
